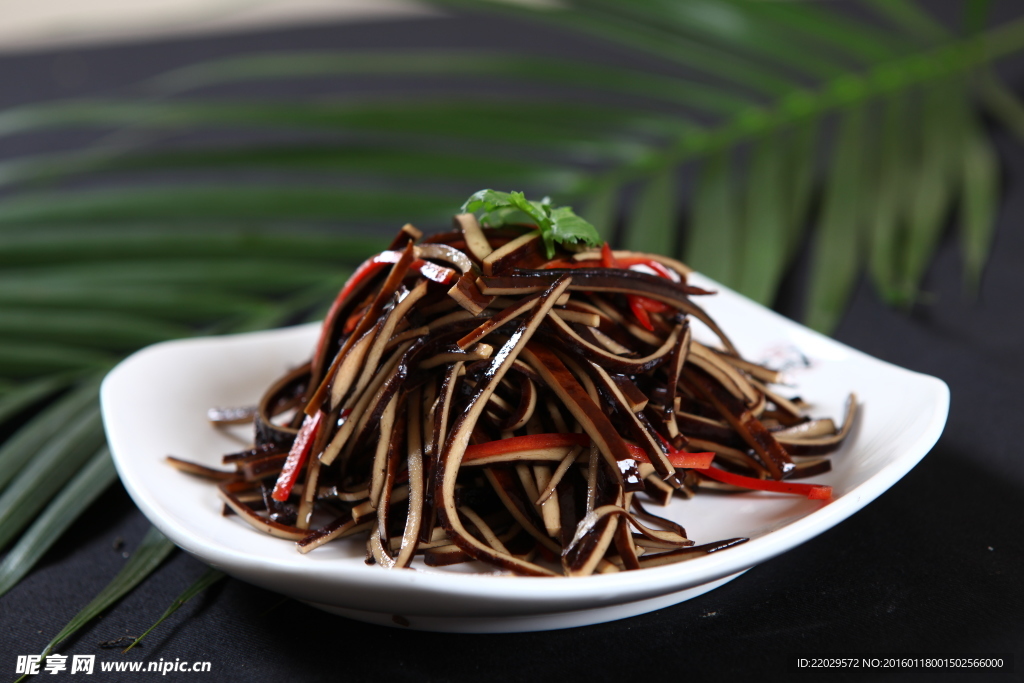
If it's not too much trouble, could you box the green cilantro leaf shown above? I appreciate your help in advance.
[460,189,601,258]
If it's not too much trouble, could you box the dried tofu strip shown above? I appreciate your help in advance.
[535,445,583,505]
[352,486,409,524]
[350,281,428,401]
[369,393,400,509]
[191,218,852,578]
[588,295,663,347]
[434,276,572,576]
[297,517,374,554]
[484,467,562,556]
[430,361,464,463]
[458,506,511,554]
[634,538,748,569]
[456,289,550,350]
[307,242,416,414]
[385,325,431,351]
[683,367,794,480]
[166,456,237,481]
[482,232,545,275]
[773,418,838,440]
[711,349,783,384]
[392,388,425,568]
[219,482,309,541]
[689,342,760,405]
[319,340,413,466]
[544,312,683,373]
[453,212,493,262]
[327,324,379,411]
[586,361,675,479]
[774,394,857,455]
[588,326,633,355]
[748,377,804,418]
[570,249,692,279]
[522,345,643,492]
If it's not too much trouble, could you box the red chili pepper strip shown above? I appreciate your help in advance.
[460,432,715,469]
[624,443,715,469]
[313,253,456,367]
[342,306,368,334]
[633,296,672,313]
[668,451,716,469]
[463,433,590,462]
[410,259,457,285]
[624,259,677,281]
[628,297,655,331]
[542,259,587,270]
[600,242,617,269]
[313,258,389,368]
[271,411,322,502]
[695,466,832,500]
[600,243,657,331]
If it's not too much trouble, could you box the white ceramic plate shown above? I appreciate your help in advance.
[101,274,949,632]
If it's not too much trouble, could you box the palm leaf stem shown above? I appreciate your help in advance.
[122,568,226,653]
[17,526,176,682]
[567,14,1024,196]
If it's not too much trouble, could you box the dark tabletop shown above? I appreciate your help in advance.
[1,5,1023,682]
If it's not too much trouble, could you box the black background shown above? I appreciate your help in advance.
[1,2,1022,681]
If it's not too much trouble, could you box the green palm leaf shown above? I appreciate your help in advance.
[869,95,914,303]
[737,132,788,304]
[17,526,177,682]
[0,447,116,598]
[898,83,967,303]
[624,165,677,255]
[152,51,751,115]
[960,122,999,292]
[806,106,870,333]
[4,0,1024,647]
[122,567,226,653]
[685,150,739,286]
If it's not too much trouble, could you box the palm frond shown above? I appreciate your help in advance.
[960,121,999,293]
[624,165,676,255]
[122,567,226,653]
[18,526,176,681]
[0,447,116,598]
[3,0,1024,638]
[685,150,739,286]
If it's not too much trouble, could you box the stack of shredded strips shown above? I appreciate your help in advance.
[170,192,855,577]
